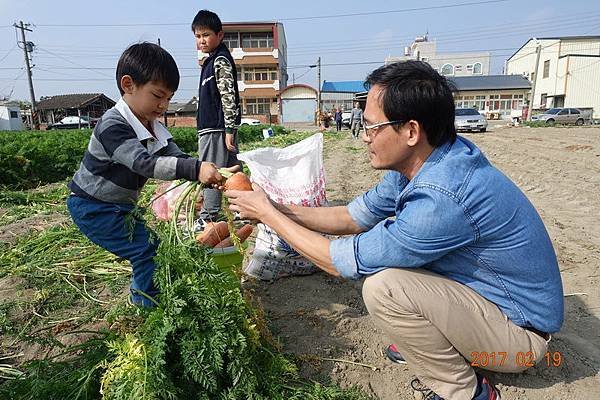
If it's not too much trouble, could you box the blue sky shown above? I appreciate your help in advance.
[1,0,599,103]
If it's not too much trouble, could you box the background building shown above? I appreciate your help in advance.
[0,102,23,131]
[36,93,115,127]
[506,35,600,118]
[198,21,288,124]
[386,35,491,77]
[320,80,365,112]
[449,75,530,119]
[279,84,317,125]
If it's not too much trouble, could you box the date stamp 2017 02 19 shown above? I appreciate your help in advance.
[470,351,563,368]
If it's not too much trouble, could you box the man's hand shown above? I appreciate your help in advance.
[225,133,237,153]
[225,183,272,222]
[198,162,222,185]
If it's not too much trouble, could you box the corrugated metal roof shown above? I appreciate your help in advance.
[37,93,115,110]
[321,80,366,93]
[448,75,531,91]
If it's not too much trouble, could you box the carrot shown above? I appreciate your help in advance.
[224,172,253,191]
[195,221,230,247]
[214,224,254,248]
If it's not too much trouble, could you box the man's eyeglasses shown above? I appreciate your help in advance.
[361,119,404,139]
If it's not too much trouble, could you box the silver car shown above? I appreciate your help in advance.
[455,108,488,132]
[531,108,587,125]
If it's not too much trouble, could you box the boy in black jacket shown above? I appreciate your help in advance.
[192,10,242,230]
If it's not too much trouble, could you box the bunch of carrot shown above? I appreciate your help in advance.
[195,170,254,249]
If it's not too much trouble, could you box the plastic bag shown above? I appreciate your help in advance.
[237,133,327,280]
[151,181,199,222]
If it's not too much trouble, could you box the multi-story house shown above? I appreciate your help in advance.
[385,35,491,77]
[506,35,600,118]
[198,21,288,124]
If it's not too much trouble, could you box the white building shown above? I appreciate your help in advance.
[386,35,491,77]
[506,35,600,118]
[0,103,23,131]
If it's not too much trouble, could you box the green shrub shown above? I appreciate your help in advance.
[0,125,291,189]
[237,124,289,143]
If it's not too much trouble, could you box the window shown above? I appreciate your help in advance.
[543,60,550,78]
[558,109,569,115]
[9,111,18,118]
[530,72,535,82]
[241,32,273,48]
[473,62,482,74]
[540,93,548,108]
[474,95,486,110]
[223,32,239,49]
[243,67,278,81]
[246,98,275,114]
[441,63,454,76]
[569,108,580,115]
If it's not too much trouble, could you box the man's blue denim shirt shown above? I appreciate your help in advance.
[330,136,564,333]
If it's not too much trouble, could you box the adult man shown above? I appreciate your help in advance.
[349,101,363,138]
[226,60,563,400]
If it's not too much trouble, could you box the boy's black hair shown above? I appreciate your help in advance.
[191,9,222,33]
[364,60,457,147]
[116,42,179,95]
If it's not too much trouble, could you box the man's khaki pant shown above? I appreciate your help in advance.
[362,268,549,400]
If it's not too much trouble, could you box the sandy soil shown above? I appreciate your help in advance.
[248,125,600,399]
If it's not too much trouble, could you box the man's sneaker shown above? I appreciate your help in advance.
[385,344,408,364]
[409,374,501,400]
[473,374,501,400]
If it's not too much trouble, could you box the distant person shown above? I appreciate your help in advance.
[193,9,242,230]
[226,60,563,400]
[334,106,343,132]
[67,43,226,307]
[350,101,363,138]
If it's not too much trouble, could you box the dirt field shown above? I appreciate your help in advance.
[248,124,600,399]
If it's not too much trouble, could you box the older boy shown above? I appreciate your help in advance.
[68,42,224,307]
[192,9,242,229]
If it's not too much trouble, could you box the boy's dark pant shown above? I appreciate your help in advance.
[197,130,241,221]
[67,195,159,307]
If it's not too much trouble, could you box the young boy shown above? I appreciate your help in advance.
[192,9,242,229]
[67,42,224,307]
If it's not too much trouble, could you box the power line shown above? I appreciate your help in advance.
[0,45,17,63]
[31,0,507,27]
[279,0,509,21]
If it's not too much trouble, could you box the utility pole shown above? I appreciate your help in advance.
[317,57,321,114]
[528,40,542,121]
[14,21,38,129]
[158,37,168,126]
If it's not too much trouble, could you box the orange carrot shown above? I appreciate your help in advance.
[224,172,253,191]
[195,221,230,247]
[214,224,254,248]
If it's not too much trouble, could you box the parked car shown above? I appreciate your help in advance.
[341,111,352,128]
[47,116,97,130]
[240,117,261,126]
[531,108,587,125]
[455,108,488,132]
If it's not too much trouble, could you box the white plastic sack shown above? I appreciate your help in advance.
[238,133,327,280]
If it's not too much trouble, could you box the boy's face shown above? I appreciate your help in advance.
[194,27,224,53]
[121,76,174,124]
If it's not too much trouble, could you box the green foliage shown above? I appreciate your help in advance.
[0,182,69,225]
[0,337,110,400]
[0,129,92,188]
[0,125,290,188]
[523,121,552,128]
[237,124,289,143]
